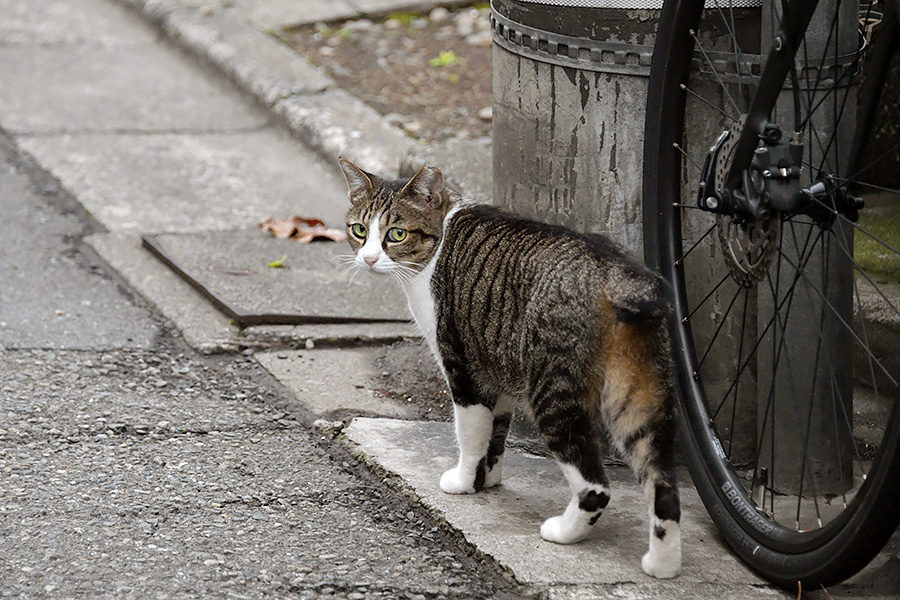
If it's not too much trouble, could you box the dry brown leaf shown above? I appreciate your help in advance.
[292,224,347,243]
[257,216,346,243]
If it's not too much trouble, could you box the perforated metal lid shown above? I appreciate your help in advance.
[516,0,760,7]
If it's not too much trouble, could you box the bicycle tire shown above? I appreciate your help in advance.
[644,0,900,589]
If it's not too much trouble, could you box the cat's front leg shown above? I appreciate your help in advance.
[441,402,493,494]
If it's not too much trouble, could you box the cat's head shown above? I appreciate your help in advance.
[339,158,450,280]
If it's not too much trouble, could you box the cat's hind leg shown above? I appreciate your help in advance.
[642,480,681,579]
[604,322,681,579]
[540,459,610,544]
[440,355,514,494]
[533,394,610,544]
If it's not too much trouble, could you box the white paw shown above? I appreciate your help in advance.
[440,467,475,494]
[540,515,589,544]
[483,463,503,488]
[641,550,681,579]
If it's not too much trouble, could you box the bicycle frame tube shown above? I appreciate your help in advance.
[847,0,900,181]
[724,1,819,190]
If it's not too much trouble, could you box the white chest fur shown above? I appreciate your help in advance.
[405,257,440,362]
[400,203,463,377]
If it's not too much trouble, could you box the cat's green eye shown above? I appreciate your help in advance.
[350,223,367,239]
[386,227,408,243]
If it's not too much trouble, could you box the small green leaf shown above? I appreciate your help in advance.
[446,73,460,84]
[268,255,288,269]
[385,11,420,25]
[429,50,460,68]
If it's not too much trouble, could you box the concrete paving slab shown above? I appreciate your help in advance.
[116,0,411,179]
[151,4,335,106]
[344,418,767,588]
[0,155,157,351]
[87,233,416,353]
[0,0,157,46]
[0,44,267,135]
[19,127,347,234]
[86,233,238,353]
[345,418,900,598]
[257,348,416,419]
[274,88,417,177]
[146,230,410,323]
[232,0,360,29]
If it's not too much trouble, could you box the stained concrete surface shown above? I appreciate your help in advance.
[345,418,900,600]
[256,348,417,419]
[18,129,348,235]
[145,230,410,323]
[0,146,158,351]
[0,350,521,599]
[87,233,417,353]
[0,0,157,46]
[0,44,267,135]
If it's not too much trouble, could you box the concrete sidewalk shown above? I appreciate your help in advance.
[1,0,896,598]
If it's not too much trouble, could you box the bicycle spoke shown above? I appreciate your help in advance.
[689,28,742,116]
[839,177,900,197]
[673,142,706,172]
[784,222,875,487]
[677,223,717,265]
[712,227,822,420]
[724,287,751,457]
[778,251,898,386]
[804,193,900,268]
[711,0,759,90]
[681,83,740,123]
[684,272,731,325]
[696,282,743,373]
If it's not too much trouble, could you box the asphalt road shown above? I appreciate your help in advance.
[0,135,526,599]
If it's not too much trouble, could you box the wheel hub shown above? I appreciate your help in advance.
[706,118,782,287]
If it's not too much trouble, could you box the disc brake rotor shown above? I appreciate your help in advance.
[713,117,781,288]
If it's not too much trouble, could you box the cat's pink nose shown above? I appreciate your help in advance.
[364,255,378,266]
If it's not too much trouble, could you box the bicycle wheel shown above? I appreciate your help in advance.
[644,0,900,589]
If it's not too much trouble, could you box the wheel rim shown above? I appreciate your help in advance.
[659,0,900,553]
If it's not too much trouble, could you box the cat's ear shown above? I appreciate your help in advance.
[401,164,444,208]
[339,157,376,203]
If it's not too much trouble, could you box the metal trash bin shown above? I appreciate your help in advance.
[491,0,661,256]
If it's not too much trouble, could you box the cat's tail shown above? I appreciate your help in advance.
[607,267,673,324]
[579,231,673,324]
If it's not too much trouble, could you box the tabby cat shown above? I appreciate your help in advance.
[339,158,682,579]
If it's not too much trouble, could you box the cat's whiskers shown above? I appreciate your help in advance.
[333,254,358,268]
[387,262,419,283]
[346,268,363,286]
[382,264,418,287]
[333,254,368,287]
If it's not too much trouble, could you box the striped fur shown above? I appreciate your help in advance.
[340,159,682,579]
